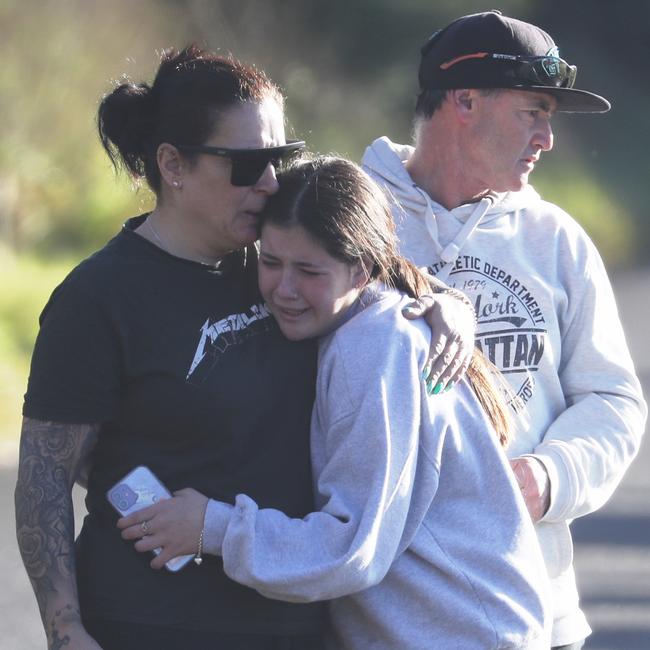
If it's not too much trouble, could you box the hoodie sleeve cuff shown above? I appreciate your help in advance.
[527,448,571,523]
[202,499,234,556]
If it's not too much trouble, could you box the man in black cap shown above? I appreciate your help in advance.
[362,10,646,650]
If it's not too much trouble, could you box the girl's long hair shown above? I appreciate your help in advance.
[263,155,511,446]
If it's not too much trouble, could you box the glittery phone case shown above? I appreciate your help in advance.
[107,465,195,572]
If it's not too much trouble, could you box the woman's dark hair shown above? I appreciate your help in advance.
[264,155,511,446]
[97,45,283,194]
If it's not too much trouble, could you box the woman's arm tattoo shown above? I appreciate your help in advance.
[14,417,99,634]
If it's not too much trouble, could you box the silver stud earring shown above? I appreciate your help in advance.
[172,180,182,189]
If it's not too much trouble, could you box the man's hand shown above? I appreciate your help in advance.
[510,456,551,522]
[403,292,475,394]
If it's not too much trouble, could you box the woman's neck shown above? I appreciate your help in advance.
[136,208,226,267]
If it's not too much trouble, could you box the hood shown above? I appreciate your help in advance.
[361,136,541,225]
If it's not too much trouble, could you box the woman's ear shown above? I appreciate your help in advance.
[157,143,184,190]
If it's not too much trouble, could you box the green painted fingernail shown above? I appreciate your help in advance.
[421,368,429,381]
[426,379,434,395]
[444,382,455,393]
[433,383,444,395]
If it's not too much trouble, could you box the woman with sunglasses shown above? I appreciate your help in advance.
[119,156,551,649]
[16,47,473,650]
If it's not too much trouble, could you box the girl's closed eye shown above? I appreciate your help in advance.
[260,256,280,267]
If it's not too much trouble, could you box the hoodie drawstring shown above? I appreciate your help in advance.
[423,193,496,283]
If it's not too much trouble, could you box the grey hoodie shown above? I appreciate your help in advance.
[362,136,647,645]
[204,287,551,649]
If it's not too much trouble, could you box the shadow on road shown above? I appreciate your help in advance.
[573,514,650,546]
[586,630,650,650]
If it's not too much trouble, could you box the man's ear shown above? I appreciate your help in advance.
[449,89,476,122]
[157,143,184,189]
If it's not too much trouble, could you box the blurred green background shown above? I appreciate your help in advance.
[1,0,648,449]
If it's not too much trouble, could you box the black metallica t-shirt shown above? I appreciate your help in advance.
[24,216,325,634]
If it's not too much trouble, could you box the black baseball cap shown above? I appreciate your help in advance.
[418,10,610,113]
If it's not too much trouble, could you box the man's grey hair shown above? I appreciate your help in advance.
[412,87,504,139]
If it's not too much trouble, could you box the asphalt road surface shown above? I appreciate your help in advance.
[1,268,648,649]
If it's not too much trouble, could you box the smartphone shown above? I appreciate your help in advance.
[106,465,195,572]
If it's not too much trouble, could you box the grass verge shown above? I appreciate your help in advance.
[0,249,75,462]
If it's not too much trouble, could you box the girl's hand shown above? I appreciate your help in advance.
[117,487,209,569]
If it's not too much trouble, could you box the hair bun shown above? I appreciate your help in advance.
[97,80,155,179]
[107,80,155,124]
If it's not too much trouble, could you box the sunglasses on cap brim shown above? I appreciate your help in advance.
[440,52,577,89]
[175,140,306,186]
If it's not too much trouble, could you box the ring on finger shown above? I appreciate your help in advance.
[141,520,150,535]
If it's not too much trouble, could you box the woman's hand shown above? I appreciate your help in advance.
[402,291,475,394]
[117,488,209,569]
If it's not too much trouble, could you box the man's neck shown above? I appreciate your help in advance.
[407,112,496,210]
[406,152,491,211]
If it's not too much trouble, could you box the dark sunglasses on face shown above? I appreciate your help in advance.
[174,140,306,186]
[440,52,577,89]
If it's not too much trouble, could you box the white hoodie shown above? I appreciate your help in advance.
[362,136,647,646]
